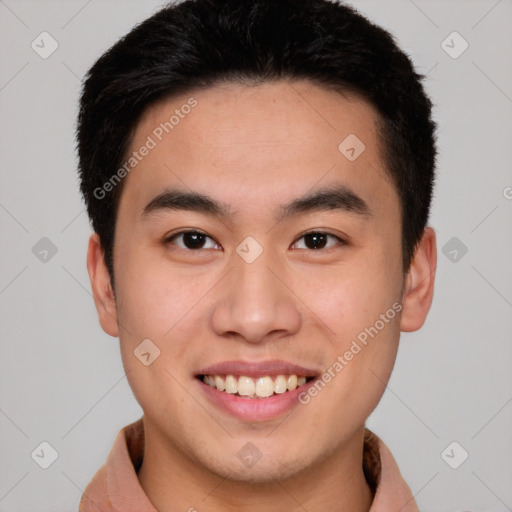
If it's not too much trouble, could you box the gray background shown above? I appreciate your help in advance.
[0,0,511,510]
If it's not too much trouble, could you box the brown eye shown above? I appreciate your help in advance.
[292,232,345,251]
[165,231,220,251]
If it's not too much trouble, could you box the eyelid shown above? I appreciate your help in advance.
[296,228,346,240]
[164,228,209,242]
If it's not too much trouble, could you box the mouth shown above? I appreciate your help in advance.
[194,360,320,421]
[197,374,316,399]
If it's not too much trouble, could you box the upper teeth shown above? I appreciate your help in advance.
[202,374,308,398]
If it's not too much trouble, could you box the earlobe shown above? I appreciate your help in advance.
[400,226,437,332]
[86,233,119,337]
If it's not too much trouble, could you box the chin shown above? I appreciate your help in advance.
[214,461,305,484]
[198,445,314,484]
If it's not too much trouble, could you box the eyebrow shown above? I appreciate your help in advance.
[141,184,371,222]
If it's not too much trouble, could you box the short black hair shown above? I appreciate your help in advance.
[77,0,437,281]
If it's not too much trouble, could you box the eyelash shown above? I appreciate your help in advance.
[163,230,346,253]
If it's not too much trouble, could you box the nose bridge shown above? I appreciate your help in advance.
[210,238,301,343]
[236,243,278,305]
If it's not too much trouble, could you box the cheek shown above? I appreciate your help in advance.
[113,248,218,391]
[300,246,403,395]
[114,260,201,418]
[300,253,402,338]
[114,245,209,339]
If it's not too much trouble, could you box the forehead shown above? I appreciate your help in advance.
[119,79,398,224]
[138,80,379,152]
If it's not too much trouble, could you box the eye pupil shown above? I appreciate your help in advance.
[184,232,205,249]
[305,233,327,249]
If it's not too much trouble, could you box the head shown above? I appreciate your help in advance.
[79,0,437,484]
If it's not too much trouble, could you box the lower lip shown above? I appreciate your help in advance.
[196,377,317,422]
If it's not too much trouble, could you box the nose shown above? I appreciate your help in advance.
[210,244,301,344]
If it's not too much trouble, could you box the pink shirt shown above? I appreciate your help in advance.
[79,417,419,511]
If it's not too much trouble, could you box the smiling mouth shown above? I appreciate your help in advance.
[197,374,315,399]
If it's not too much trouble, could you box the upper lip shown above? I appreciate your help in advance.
[196,359,320,378]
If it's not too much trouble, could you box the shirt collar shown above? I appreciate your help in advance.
[79,417,418,512]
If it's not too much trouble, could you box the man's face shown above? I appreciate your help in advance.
[101,80,407,481]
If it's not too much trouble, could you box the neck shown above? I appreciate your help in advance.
[137,420,374,512]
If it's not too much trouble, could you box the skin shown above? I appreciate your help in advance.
[87,79,436,512]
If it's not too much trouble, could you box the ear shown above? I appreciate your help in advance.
[400,226,437,332]
[86,233,119,337]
